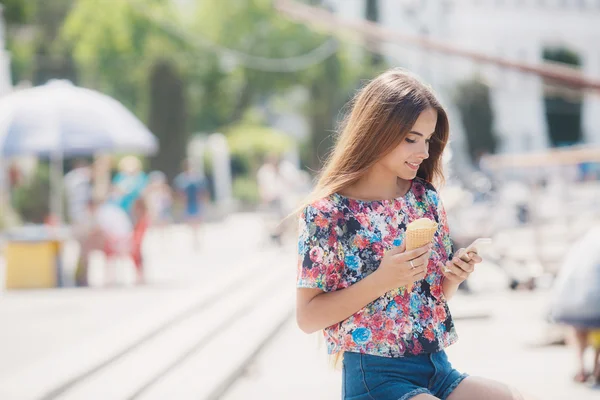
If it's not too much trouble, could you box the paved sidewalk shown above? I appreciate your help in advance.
[0,213,280,397]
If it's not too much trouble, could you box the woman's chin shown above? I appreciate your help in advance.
[397,169,418,180]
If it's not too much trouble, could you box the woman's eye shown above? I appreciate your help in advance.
[405,138,417,143]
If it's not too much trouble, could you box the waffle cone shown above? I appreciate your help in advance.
[404,218,437,291]
[406,227,437,250]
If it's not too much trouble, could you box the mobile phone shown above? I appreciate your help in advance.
[459,238,492,262]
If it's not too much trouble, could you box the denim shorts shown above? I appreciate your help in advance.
[342,350,468,400]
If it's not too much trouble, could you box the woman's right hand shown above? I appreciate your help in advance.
[374,242,432,292]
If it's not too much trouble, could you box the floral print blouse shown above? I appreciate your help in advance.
[297,177,458,358]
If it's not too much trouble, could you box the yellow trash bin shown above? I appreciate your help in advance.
[3,225,64,289]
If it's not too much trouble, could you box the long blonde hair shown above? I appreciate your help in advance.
[302,69,451,370]
[301,68,450,212]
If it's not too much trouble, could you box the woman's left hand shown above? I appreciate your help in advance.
[438,249,483,284]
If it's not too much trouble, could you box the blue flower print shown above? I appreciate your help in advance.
[386,301,400,318]
[410,292,422,310]
[359,229,381,243]
[345,254,360,271]
[298,238,306,256]
[352,327,372,345]
[429,191,439,206]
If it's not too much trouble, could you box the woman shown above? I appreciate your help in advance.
[297,69,527,399]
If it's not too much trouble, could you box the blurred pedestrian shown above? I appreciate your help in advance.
[74,197,133,287]
[145,170,173,231]
[296,69,529,399]
[550,225,600,385]
[257,154,287,245]
[131,197,150,285]
[569,328,600,384]
[174,159,208,250]
[64,159,92,225]
[257,154,305,245]
[110,156,148,216]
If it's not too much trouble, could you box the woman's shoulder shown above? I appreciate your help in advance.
[302,194,342,217]
[412,176,437,192]
[411,177,440,204]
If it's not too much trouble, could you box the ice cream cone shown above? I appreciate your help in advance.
[404,218,437,291]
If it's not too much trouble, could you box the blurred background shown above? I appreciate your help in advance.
[0,0,599,399]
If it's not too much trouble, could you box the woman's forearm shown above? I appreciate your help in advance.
[442,277,461,300]
[297,272,388,334]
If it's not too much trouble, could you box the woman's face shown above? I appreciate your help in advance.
[379,107,437,181]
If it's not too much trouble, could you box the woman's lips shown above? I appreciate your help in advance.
[406,162,420,171]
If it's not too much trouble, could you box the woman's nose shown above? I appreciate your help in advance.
[418,144,429,160]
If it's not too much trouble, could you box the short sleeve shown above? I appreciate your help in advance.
[297,205,344,292]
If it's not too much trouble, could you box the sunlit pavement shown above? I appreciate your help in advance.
[1,211,599,399]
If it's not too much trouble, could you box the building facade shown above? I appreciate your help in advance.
[328,0,600,166]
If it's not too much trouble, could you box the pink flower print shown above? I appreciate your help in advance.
[424,327,435,342]
[434,305,447,322]
[355,213,370,227]
[386,332,397,345]
[402,304,410,316]
[398,341,406,354]
[313,198,331,211]
[344,335,355,348]
[314,213,329,228]
[384,319,395,331]
[373,330,386,343]
[371,242,385,258]
[431,284,443,300]
[353,234,370,249]
[371,313,384,329]
[326,274,339,289]
[331,209,344,223]
[309,267,321,280]
[421,307,432,321]
[353,312,363,325]
[393,200,403,211]
[328,230,338,247]
[349,200,361,214]
[412,339,423,355]
[413,182,426,199]
[309,247,324,263]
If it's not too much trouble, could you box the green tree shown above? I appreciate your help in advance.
[61,0,196,172]
[542,47,582,146]
[60,0,176,114]
[148,59,187,180]
[58,0,383,175]
[365,0,383,66]
[4,0,76,85]
[2,0,35,25]
[455,78,498,165]
[191,0,335,122]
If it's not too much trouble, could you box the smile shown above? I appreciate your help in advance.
[406,162,420,171]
